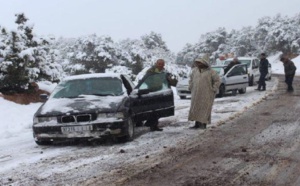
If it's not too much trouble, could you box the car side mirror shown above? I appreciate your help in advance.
[138,89,150,95]
[40,94,48,101]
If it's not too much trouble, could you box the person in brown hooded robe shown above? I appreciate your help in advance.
[188,58,221,129]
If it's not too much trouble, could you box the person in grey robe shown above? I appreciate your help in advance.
[188,58,221,129]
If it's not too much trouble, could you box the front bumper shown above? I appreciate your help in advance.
[33,120,126,142]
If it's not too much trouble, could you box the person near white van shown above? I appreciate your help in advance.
[256,53,269,91]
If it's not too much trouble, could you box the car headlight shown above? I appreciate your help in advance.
[98,112,124,119]
[33,116,57,125]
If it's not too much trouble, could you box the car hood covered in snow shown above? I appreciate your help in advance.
[35,95,127,116]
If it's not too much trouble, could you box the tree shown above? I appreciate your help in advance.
[68,35,118,74]
[0,13,62,93]
[141,31,169,52]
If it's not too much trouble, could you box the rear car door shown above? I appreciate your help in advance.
[252,59,260,82]
[129,72,174,122]
[225,64,249,90]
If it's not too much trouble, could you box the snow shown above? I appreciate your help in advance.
[0,53,298,184]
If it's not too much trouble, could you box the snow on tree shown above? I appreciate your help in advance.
[67,34,119,74]
[0,13,63,93]
[141,31,169,52]
[177,13,300,63]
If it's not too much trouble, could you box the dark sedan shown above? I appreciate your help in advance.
[33,73,174,145]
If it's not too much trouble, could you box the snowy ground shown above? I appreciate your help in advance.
[0,77,278,184]
[0,53,298,185]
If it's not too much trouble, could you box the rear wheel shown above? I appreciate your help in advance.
[238,87,246,94]
[249,75,254,86]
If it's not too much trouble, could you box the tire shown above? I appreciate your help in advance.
[135,120,143,127]
[35,140,52,146]
[238,87,246,94]
[179,96,186,99]
[116,117,135,143]
[249,75,254,86]
[217,85,225,98]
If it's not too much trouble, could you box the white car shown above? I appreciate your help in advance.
[176,64,249,99]
[212,64,249,97]
[224,57,260,86]
[176,78,190,99]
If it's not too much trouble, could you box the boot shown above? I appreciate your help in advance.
[287,86,294,92]
[200,123,207,129]
[255,85,261,91]
[150,122,163,131]
[189,121,200,129]
[150,125,163,131]
[261,86,266,91]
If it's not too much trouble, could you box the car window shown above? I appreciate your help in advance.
[228,65,247,76]
[137,73,169,92]
[253,59,259,68]
[211,67,224,76]
[51,77,124,98]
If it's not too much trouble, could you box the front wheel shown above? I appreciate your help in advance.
[216,85,225,98]
[115,117,135,143]
[35,140,52,146]
[179,95,186,99]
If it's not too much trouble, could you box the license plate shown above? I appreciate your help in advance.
[61,125,93,133]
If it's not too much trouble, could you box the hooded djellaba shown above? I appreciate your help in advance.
[188,58,221,129]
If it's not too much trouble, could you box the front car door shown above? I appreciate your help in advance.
[225,64,249,91]
[129,72,174,122]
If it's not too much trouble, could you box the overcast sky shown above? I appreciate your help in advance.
[1,0,300,52]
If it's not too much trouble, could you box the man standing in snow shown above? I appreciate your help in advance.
[280,55,297,92]
[256,53,269,91]
[142,59,168,131]
[188,58,221,129]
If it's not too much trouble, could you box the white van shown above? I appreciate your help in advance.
[223,57,260,86]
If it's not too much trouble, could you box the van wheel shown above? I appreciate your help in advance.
[249,75,254,86]
[115,117,135,143]
[238,87,246,94]
[217,85,225,98]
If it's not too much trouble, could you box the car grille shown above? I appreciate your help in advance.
[60,114,94,123]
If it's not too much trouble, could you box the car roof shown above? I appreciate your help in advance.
[225,57,257,60]
[63,73,122,81]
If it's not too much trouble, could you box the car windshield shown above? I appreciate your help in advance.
[224,60,251,67]
[51,77,124,98]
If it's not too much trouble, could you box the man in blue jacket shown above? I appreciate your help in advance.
[256,53,269,91]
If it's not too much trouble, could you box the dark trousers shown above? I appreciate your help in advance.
[258,72,267,89]
[285,74,295,91]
